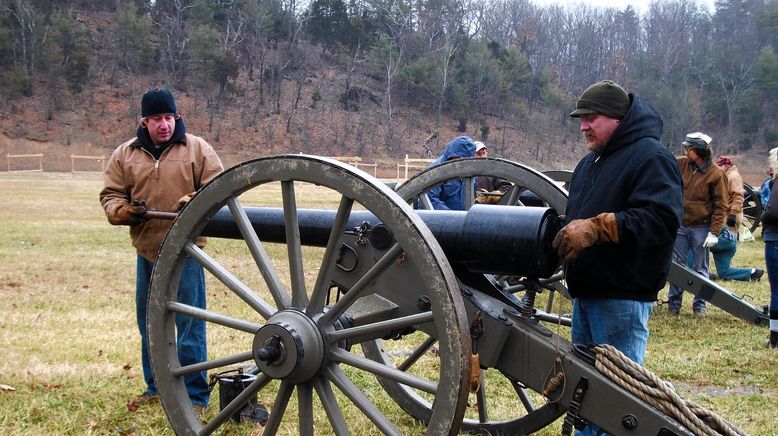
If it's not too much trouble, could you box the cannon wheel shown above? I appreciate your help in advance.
[743,183,762,233]
[542,169,573,191]
[365,157,569,434]
[147,155,471,435]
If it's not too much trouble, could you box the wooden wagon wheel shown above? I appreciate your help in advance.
[147,155,471,435]
[361,157,570,435]
[742,183,762,233]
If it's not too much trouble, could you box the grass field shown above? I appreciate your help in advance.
[0,171,776,435]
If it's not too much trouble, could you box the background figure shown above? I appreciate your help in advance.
[709,155,763,281]
[667,132,729,316]
[709,215,763,281]
[426,136,476,210]
[760,148,777,207]
[100,88,224,409]
[473,141,512,204]
[759,148,778,348]
[714,156,744,232]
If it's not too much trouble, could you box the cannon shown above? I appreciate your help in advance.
[147,155,742,435]
[398,158,768,327]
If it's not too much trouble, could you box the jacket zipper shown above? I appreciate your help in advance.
[139,147,161,178]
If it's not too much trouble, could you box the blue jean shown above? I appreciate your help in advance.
[572,298,653,364]
[668,226,709,312]
[572,298,653,436]
[710,238,752,281]
[137,255,210,407]
[765,242,778,317]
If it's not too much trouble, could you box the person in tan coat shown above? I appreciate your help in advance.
[715,155,744,232]
[100,88,223,409]
[667,132,729,316]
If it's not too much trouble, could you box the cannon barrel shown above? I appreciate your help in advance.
[201,204,561,278]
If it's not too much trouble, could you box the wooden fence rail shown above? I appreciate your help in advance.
[7,153,44,172]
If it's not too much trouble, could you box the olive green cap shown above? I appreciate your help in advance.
[569,80,630,119]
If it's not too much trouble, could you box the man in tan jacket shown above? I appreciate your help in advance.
[100,88,223,409]
[667,132,729,316]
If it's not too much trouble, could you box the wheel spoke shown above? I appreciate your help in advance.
[263,380,295,435]
[313,376,350,435]
[330,348,437,394]
[308,195,354,314]
[281,181,309,308]
[171,351,254,377]
[399,335,437,372]
[464,176,475,210]
[321,243,403,324]
[505,186,521,205]
[202,373,270,433]
[165,301,261,333]
[184,242,276,319]
[327,311,433,343]
[298,382,314,436]
[514,382,536,413]
[418,192,433,209]
[226,196,291,309]
[326,364,401,435]
[476,370,488,422]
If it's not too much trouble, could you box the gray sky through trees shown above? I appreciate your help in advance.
[530,0,715,14]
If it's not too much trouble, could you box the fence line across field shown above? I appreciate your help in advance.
[71,154,106,173]
[397,154,434,181]
[328,155,378,177]
[6,153,44,172]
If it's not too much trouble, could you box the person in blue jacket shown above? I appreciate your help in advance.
[426,136,477,210]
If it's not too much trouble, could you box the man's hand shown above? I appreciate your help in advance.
[703,232,719,248]
[114,200,148,226]
[552,212,618,260]
[176,193,193,211]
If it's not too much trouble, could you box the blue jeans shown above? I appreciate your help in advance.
[765,242,778,317]
[710,238,752,281]
[572,298,653,364]
[137,255,210,407]
[668,226,709,312]
[572,298,653,436]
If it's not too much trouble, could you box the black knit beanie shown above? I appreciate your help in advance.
[141,88,177,117]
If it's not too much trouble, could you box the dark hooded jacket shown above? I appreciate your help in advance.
[564,95,683,301]
[427,136,476,210]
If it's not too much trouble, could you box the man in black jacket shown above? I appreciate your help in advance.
[554,80,683,362]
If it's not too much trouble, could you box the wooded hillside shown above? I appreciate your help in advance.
[1,0,778,178]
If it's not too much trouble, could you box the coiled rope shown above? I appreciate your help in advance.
[592,344,747,436]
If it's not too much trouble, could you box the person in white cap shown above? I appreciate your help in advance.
[473,141,511,203]
[667,132,729,316]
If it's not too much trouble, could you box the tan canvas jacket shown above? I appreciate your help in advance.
[723,165,744,216]
[100,133,224,261]
[676,156,729,235]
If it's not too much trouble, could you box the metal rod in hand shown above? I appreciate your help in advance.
[144,210,179,220]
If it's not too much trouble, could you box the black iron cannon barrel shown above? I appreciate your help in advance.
[201,204,562,278]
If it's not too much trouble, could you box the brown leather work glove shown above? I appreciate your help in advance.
[552,212,618,260]
[176,193,194,211]
[113,200,148,226]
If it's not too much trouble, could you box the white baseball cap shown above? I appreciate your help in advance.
[474,141,486,152]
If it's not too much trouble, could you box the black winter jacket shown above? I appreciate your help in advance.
[564,95,683,301]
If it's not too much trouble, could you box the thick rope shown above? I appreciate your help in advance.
[593,344,747,436]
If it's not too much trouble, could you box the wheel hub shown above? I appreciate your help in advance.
[253,309,325,383]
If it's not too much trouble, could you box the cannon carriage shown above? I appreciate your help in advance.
[147,155,744,435]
